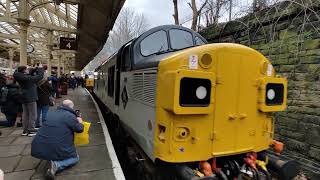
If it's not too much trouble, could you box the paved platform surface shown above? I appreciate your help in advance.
[0,88,117,180]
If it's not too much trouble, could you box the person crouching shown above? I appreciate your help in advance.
[31,100,84,180]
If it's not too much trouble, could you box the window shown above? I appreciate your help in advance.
[108,66,115,97]
[122,44,131,71]
[140,30,168,57]
[169,29,193,50]
[195,36,206,46]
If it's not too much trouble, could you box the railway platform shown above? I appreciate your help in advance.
[0,88,124,180]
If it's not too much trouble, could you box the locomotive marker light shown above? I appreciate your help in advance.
[267,88,276,100]
[258,77,287,112]
[196,86,207,100]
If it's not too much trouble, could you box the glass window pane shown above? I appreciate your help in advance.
[169,29,193,50]
[140,30,168,57]
[195,36,206,45]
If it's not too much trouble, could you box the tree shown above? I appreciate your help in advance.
[203,0,226,26]
[85,8,149,71]
[188,0,208,31]
[173,0,180,25]
[253,0,267,12]
[105,8,150,55]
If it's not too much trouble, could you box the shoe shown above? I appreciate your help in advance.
[35,126,41,130]
[45,161,57,180]
[27,131,37,137]
[21,130,28,136]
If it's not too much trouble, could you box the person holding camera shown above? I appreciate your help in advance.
[31,99,84,180]
[13,65,44,136]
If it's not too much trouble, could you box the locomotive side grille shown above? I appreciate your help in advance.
[132,73,144,101]
[131,70,157,106]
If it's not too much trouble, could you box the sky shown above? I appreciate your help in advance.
[123,0,194,28]
[123,0,254,28]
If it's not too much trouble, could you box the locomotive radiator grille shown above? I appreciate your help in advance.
[131,70,157,106]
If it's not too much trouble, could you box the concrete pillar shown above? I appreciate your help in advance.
[6,0,11,17]
[8,48,14,75]
[19,21,29,66]
[47,30,53,76]
[18,0,30,66]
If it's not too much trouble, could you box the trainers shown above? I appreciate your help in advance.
[21,130,28,136]
[35,126,41,130]
[28,131,37,137]
[45,161,57,180]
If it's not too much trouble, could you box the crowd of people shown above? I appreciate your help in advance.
[0,65,87,180]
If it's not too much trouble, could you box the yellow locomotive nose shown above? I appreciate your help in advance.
[154,43,287,163]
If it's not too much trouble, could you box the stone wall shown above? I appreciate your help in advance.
[201,1,320,178]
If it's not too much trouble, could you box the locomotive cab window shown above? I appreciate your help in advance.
[195,36,206,46]
[169,29,193,50]
[140,30,168,57]
[122,44,131,71]
[108,66,115,97]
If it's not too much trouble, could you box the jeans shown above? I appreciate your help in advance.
[53,155,79,172]
[22,102,37,131]
[0,114,17,127]
[36,105,49,127]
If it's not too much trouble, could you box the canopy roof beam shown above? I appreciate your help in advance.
[0,17,77,33]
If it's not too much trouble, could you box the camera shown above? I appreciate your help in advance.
[75,110,81,117]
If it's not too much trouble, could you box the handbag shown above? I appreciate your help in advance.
[74,121,91,146]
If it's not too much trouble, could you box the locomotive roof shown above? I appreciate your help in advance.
[96,25,208,71]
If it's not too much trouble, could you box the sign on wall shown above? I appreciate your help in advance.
[60,37,77,50]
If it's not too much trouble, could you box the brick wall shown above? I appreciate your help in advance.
[201,1,320,178]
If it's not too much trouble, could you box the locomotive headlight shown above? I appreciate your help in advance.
[267,89,276,100]
[180,77,211,107]
[266,83,284,105]
[196,86,207,99]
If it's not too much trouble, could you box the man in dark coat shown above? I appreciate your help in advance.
[0,75,22,127]
[0,83,22,127]
[31,99,84,180]
[13,66,44,136]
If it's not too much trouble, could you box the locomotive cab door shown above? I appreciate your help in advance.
[212,50,256,156]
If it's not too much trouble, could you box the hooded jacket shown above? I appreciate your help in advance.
[31,105,84,161]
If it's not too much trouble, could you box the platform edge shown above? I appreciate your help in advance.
[85,89,126,180]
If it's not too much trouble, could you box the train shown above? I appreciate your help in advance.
[93,25,299,180]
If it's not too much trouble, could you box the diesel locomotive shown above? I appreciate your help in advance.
[94,25,298,180]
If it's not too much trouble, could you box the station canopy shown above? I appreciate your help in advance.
[0,0,124,71]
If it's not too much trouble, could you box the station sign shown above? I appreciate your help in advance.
[60,37,77,50]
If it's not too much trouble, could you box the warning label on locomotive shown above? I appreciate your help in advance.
[189,55,198,69]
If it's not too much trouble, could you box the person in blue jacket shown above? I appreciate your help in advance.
[31,99,84,180]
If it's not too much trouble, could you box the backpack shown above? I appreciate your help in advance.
[0,86,8,105]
